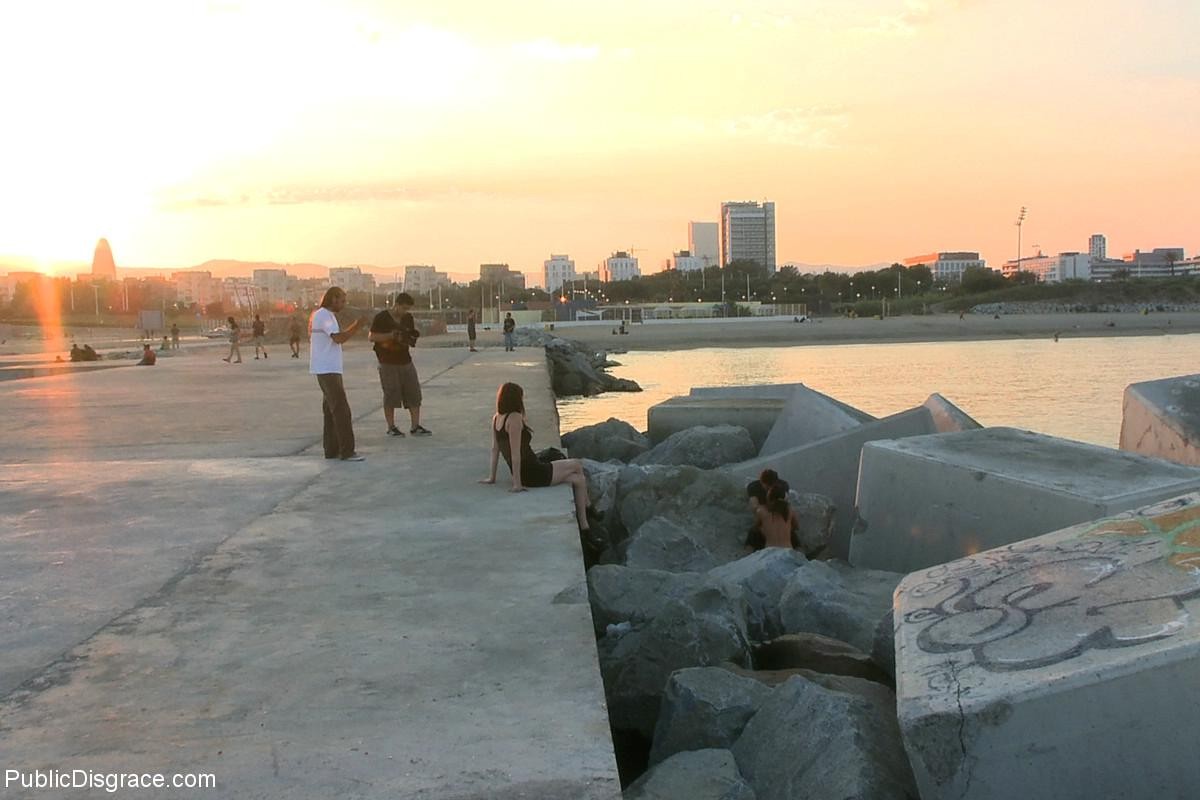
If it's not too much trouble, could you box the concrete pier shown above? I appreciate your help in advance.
[850,427,1200,573]
[895,493,1200,800]
[0,343,619,798]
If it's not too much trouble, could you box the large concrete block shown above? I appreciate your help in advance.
[647,397,784,450]
[689,384,804,400]
[923,392,980,434]
[730,406,940,560]
[895,493,1200,800]
[759,384,875,458]
[1120,372,1200,466]
[850,427,1200,573]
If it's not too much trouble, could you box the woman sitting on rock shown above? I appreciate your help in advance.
[757,484,797,549]
[481,382,597,539]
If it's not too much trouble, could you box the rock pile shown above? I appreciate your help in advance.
[511,328,641,397]
[970,300,1200,315]
[567,417,911,796]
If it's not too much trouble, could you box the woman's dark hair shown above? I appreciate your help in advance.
[759,468,780,486]
[766,483,790,519]
[496,382,525,415]
[746,480,768,504]
[319,286,345,309]
[394,292,414,307]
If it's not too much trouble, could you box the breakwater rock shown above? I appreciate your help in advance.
[970,300,1200,315]
[512,328,641,397]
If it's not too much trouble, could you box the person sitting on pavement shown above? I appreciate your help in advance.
[82,344,100,361]
[480,382,603,551]
[137,344,157,366]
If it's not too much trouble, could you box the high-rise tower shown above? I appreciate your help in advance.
[91,238,117,279]
[720,201,776,272]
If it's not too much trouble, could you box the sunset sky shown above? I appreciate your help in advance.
[2,0,1197,282]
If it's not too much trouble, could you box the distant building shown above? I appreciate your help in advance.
[1121,248,1187,279]
[479,263,526,290]
[329,266,376,293]
[688,222,719,268]
[720,201,776,272]
[1000,252,1091,282]
[402,265,450,296]
[673,250,705,273]
[172,271,220,307]
[603,251,640,282]
[91,238,117,279]
[543,254,576,293]
[903,251,986,283]
[1089,234,1107,260]
[252,268,292,304]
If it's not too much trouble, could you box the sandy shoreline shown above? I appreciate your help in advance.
[456,311,1200,352]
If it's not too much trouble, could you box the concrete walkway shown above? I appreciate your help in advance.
[0,343,620,798]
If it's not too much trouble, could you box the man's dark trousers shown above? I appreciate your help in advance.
[317,373,355,458]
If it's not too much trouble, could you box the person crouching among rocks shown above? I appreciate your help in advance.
[757,484,798,549]
[480,382,603,549]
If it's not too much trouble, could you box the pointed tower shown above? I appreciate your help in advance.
[91,238,116,279]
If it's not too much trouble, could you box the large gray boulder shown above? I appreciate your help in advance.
[600,584,752,736]
[754,633,892,686]
[627,749,756,800]
[586,565,714,635]
[650,668,773,766]
[788,491,836,558]
[544,337,641,397]
[627,516,721,573]
[634,425,758,469]
[581,459,623,518]
[614,465,748,564]
[732,675,916,800]
[708,549,807,641]
[778,561,902,653]
[564,418,650,462]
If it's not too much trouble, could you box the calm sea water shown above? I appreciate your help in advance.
[556,335,1200,448]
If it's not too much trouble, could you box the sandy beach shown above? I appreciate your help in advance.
[456,311,1200,352]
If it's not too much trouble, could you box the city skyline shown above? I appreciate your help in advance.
[2,1,1197,277]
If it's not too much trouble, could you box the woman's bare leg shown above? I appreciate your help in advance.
[551,458,589,529]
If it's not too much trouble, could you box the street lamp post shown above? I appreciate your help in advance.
[1015,206,1027,272]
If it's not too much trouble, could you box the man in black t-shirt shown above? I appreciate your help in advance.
[252,314,268,359]
[367,293,431,437]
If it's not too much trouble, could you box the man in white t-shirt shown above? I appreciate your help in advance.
[310,286,364,461]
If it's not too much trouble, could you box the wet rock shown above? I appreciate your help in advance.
[634,425,757,470]
[564,418,650,462]
[778,560,902,653]
[788,491,836,558]
[753,633,892,686]
[649,668,772,766]
[732,675,916,800]
[586,565,714,636]
[581,459,623,519]
[626,516,720,573]
[600,583,752,737]
[872,610,896,680]
[627,749,756,800]
[614,465,747,565]
[708,549,807,641]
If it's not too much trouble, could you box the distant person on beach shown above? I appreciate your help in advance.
[82,344,99,361]
[368,292,431,438]
[481,382,599,543]
[222,317,242,363]
[467,309,478,352]
[252,314,268,359]
[159,336,170,351]
[137,344,157,366]
[502,312,516,351]
[756,484,798,549]
[170,323,180,349]
[288,316,303,358]
[70,344,84,362]
[310,286,363,461]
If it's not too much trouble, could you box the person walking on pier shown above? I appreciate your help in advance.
[502,312,516,351]
[310,287,363,461]
[170,323,180,350]
[467,308,478,352]
[288,316,303,358]
[481,382,598,544]
[368,292,431,438]
[222,317,242,363]
[252,314,269,359]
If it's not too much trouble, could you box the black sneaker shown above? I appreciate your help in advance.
[410,425,433,437]
[386,426,405,437]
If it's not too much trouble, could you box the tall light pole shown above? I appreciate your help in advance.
[1015,206,1027,272]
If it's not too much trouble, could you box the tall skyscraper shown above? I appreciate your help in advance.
[1089,234,1107,260]
[688,222,719,268]
[91,238,116,279]
[720,201,776,272]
